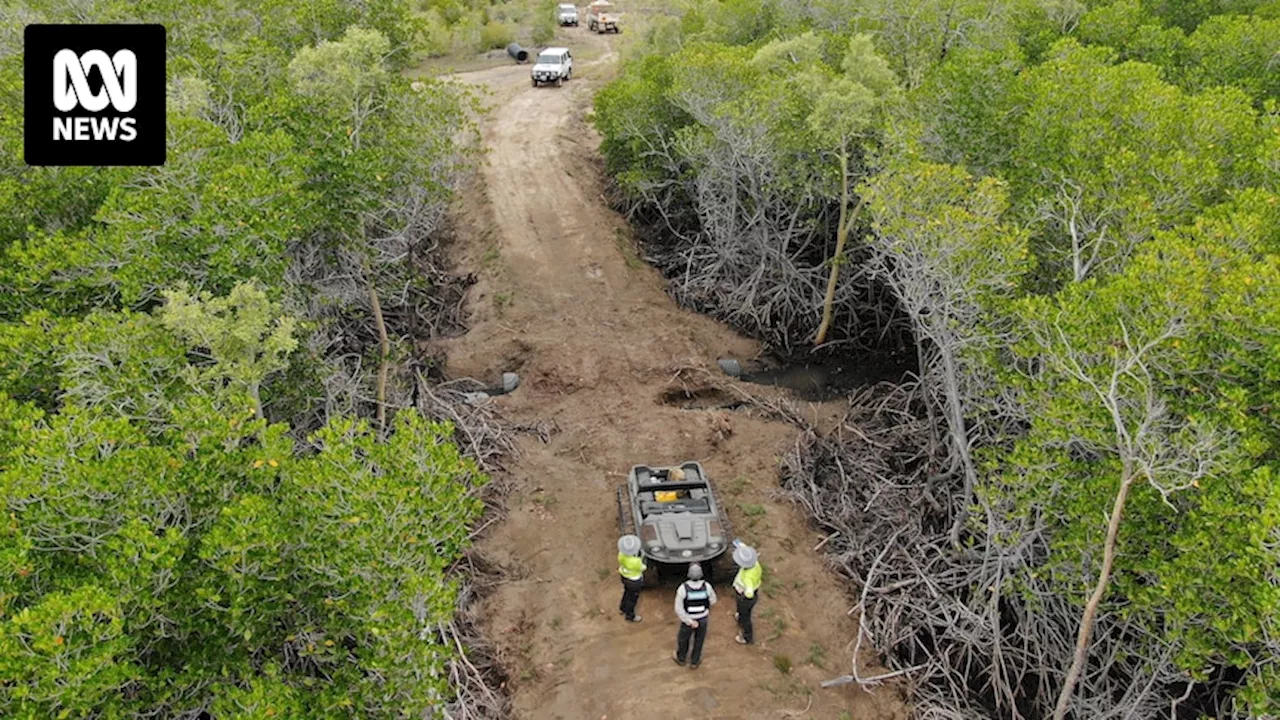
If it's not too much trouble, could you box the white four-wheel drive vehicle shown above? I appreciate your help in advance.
[557,3,578,25]
[531,47,572,87]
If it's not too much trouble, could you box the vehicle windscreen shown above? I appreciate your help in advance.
[537,54,561,64]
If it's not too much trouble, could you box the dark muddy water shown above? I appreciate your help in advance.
[724,345,917,401]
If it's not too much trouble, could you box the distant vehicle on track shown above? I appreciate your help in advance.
[585,0,620,33]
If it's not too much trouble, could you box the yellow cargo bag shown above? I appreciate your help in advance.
[654,490,679,502]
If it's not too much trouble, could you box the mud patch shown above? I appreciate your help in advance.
[659,386,746,410]
[721,345,918,402]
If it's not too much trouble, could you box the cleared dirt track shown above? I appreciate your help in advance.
[437,33,906,720]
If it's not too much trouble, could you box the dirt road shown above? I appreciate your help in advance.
[436,31,906,720]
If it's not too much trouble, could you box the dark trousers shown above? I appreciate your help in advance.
[619,576,642,619]
[736,592,757,643]
[676,615,709,665]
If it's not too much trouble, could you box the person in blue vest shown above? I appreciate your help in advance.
[672,562,717,669]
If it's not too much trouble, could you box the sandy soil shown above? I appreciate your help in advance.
[434,29,908,720]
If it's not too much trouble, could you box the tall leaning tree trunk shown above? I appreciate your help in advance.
[1051,462,1137,720]
[361,250,390,433]
[816,148,859,346]
[940,346,979,547]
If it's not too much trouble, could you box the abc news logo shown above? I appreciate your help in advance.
[25,24,166,166]
[53,49,139,141]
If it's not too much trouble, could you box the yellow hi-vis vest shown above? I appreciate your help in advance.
[734,563,762,598]
[618,552,646,580]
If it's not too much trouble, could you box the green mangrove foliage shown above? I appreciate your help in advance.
[1,0,487,716]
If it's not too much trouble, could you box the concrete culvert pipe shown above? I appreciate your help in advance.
[502,372,520,393]
[507,43,528,62]
[717,358,743,378]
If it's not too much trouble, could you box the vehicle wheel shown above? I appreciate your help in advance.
[617,486,635,536]
[556,76,563,87]
[708,477,736,585]
[642,562,660,588]
[714,552,738,586]
[566,69,571,80]
[708,479,734,538]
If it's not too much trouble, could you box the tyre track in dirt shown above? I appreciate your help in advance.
[436,34,907,720]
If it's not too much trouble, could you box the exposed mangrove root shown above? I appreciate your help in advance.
[664,364,815,430]
[778,382,1254,720]
[416,373,520,474]
[416,377,517,719]
[439,553,513,720]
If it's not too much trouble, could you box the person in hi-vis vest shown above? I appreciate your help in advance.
[673,562,717,668]
[617,534,645,622]
[731,543,762,644]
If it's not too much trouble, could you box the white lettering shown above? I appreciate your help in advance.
[52,117,138,142]
[90,117,120,140]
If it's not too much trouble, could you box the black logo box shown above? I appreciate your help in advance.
[24,24,166,167]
